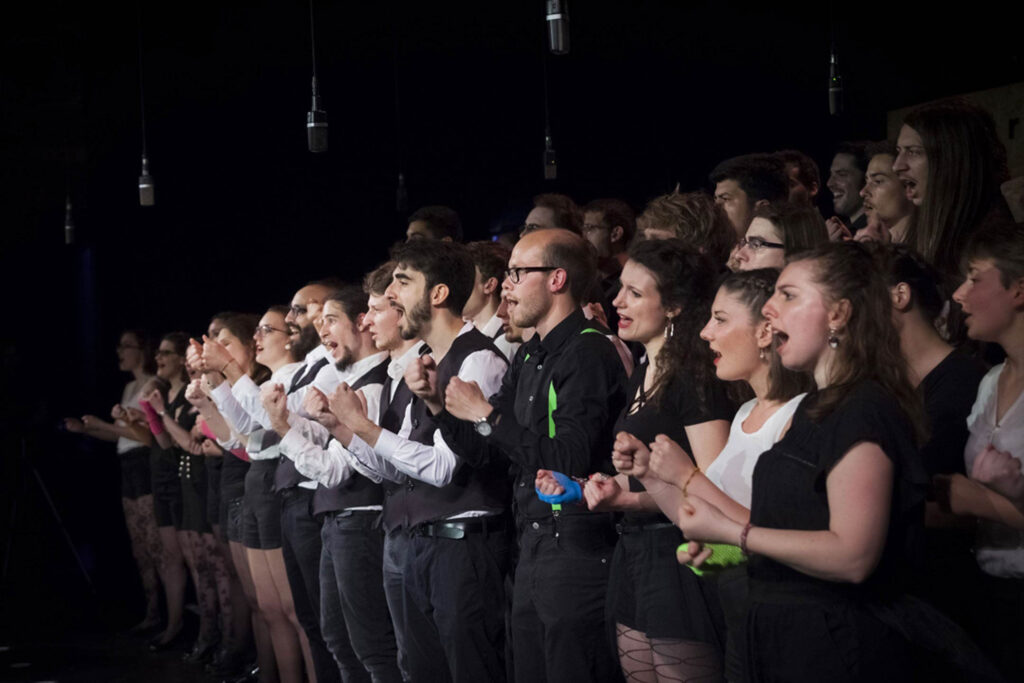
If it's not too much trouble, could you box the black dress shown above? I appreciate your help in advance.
[745,380,928,683]
[607,362,735,644]
[170,388,210,534]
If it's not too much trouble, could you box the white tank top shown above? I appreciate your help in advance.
[705,393,807,508]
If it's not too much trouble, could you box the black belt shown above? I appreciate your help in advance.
[616,521,676,535]
[411,516,506,540]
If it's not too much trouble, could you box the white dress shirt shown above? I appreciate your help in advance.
[477,312,520,363]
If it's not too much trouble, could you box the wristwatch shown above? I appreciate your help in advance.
[474,410,499,436]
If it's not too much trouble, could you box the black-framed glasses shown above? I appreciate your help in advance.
[504,266,556,284]
[255,324,289,338]
[738,236,785,251]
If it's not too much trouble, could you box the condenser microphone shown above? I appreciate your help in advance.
[543,132,557,180]
[828,50,843,116]
[546,0,569,55]
[396,173,408,212]
[307,76,328,153]
[139,154,155,206]
[64,196,75,245]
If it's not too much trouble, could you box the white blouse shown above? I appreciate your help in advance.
[965,362,1024,578]
[705,393,807,509]
[116,375,153,454]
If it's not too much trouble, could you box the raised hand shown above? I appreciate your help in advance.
[110,404,126,421]
[304,386,338,430]
[327,382,368,429]
[184,379,209,407]
[853,218,890,244]
[445,377,491,422]
[202,334,234,374]
[611,431,651,478]
[186,338,206,374]
[260,383,289,434]
[583,474,623,511]
[648,434,696,487]
[63,417,85,433]
[972,444,1024,504]
[825,216,852,242]
[405,355,440,406]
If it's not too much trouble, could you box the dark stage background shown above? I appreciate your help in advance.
[0,0,1020,651]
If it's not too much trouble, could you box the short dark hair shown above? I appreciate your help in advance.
[407,205,463,241]
[363,261,396,297]
[709,153,789,204]
[964,219,1024,289]
[532,193,583,234]
[583,198,636,245]
[466,241,511,287]
[753,202,829,256]
[637,191,736,268]
[833,141,871,175]
[540,230,597,303]
[390,239,476,313]
[775,149,821,192]
[326,284,370,320]
[871,243,945,324]
[864,140,897,161]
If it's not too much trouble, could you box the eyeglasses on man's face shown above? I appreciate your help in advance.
[503,266,556,284]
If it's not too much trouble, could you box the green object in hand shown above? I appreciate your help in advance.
[677,543,746,577]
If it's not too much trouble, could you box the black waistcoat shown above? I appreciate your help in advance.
[382,329,511,532]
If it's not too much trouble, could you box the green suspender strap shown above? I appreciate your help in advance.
[545,327,603,513]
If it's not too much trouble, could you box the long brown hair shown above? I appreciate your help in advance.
[627,238,719,407]
[789,242,925,441]
[220,313,271,384]
[902,99,1010,283]
[717,268,814,402]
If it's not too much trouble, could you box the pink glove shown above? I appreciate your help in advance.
[139,399,165,436]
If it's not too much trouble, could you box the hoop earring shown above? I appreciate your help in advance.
[664,319,675,339]
[827,327,840,349]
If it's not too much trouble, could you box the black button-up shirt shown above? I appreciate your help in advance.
[438,308,627,521]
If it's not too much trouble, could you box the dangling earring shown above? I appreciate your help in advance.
[664,318,675,339]
[758,346,767,361]
[827,327,840,349]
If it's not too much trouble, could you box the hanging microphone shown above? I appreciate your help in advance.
[546,0,569,55]
[139,154,155,206]
[396,172,408,213]
[828,49,843,117]
[307,76,328,153]
[543,131,557,180]
[64,195,75,245]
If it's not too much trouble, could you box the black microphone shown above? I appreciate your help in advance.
[543,131,557,180]
[828,50,843,117]
[396,172,408,213]
[139,154,155,206]
[546,0,569,55]
[307,76,328,153]
[64,195,75,245]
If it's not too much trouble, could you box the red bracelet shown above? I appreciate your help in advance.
[739,522,754,556]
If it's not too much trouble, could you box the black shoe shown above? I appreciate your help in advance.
[148,626,185,652]
[182,638,219,665]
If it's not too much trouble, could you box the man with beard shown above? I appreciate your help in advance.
[826,141,870,236]
[264,281,402,683]
[436,228,628,683]
[327,239,511,683]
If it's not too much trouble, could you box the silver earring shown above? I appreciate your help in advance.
[664,319,675,339]
[828,327,840,349]
[758,347,767,361]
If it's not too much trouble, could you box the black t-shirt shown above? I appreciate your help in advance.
[748,380,927,599]
[919,350,986,477]
[614,361,735,523]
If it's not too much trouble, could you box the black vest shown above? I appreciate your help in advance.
[382,329,511,532]
[312,358,390,516]
[274,358,331,492]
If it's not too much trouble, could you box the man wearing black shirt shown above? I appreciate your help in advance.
[440,228,628,683]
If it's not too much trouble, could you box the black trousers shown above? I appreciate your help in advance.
[395,525,510,683]
[382,529,411,681]
[320,510,402,683]
[279,487,347,683]
[512,517,623,683]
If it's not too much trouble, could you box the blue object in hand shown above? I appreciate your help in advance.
[536,471,582,504]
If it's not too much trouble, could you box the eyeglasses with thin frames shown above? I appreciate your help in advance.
[738,236,784,251]
[255,324,289,338]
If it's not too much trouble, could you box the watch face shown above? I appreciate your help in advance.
[474,420,492,437]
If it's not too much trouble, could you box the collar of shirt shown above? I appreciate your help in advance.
[304,344,328,363]
[388,340,428,383]
[536,307,590,357]
[337,351,389,385]
[479,312,503,338]
[271,361,305,385]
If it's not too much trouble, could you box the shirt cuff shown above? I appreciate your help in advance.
[279,428,304,461]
